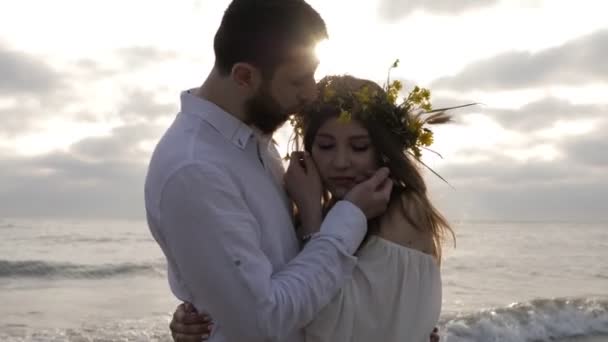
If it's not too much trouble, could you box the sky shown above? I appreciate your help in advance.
[0,0,606,222]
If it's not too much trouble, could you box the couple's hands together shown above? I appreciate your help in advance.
[169,303,212,342]
[284,151,393,226]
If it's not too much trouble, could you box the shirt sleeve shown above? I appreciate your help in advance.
[157,163,366,342]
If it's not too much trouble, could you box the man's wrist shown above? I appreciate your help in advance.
[299,208,322,235]
[298,203,323,234]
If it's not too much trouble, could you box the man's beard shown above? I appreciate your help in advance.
[244,85,296,135]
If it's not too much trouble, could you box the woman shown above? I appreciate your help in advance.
[170,74,458,341]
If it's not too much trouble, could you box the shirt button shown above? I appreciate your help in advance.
[234,260,242,266]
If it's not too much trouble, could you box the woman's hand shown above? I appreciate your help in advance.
[284,151,323,233]
[169,302,213,342]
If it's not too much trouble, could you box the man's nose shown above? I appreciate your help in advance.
[300,79,319,104]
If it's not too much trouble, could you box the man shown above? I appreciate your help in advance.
[144,0,392,341]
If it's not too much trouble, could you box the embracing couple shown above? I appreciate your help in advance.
[145,0,454,341]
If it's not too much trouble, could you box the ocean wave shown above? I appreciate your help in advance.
[0,317,172,342]
[441,297,608,341]
[0,260,165,279]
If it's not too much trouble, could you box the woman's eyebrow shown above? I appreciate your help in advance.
[315,133,335,139]
[349,135,370,141]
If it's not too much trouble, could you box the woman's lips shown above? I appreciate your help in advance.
[328,177,356,187]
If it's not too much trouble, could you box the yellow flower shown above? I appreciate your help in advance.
[419,130,434,146]
[392,80,403,92]
[387,80,402,104]
[338,109,352,123]
[354,86,372,106]
[323,87,336,102]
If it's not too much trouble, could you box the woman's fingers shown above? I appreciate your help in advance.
[170,318,212,334]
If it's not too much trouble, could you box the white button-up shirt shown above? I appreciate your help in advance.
[145,90,367,342]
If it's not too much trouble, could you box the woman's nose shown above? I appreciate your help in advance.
[332,150,351,169]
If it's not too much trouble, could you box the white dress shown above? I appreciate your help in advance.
[304,235,442,342]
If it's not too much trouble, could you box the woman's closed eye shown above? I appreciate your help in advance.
[316,143,334,150]
[351,144,370,152]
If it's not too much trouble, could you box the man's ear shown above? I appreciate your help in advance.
[231,62,262,92]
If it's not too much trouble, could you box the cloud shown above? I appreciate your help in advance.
[0,153,147,219]
[428,119,608,222]
[0,121,165,219]
[0,44,87,137]
[429,154,608,222]
[378,0,498,21]
[70,123,164,163]
[117,89,177,123]
[0,45,64,96]
[486,97,607,131]
[431,176,608,222]
[116,46,178,69]
[432,29,608,91]
[561,124,608,167]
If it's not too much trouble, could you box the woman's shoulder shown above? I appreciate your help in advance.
[376,192,437,257]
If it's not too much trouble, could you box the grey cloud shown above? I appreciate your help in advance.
[0,83,174,138]
[0,153,147,219]
[0,122,164,219]
[428,155,607,222]
[424,118,608,221]
[437,156,599,187]
[70,123,164,163]
[117,46,178,69]
[432,29,608,91]
[0,46,64,96]
[0,43,177,137]
[0,45,82,137]
[70,58,118,78]
[561,123,608,167]
[378,0,498,21]
[118,89,177,122]
[487,97,607,131]
[430,178,608,223]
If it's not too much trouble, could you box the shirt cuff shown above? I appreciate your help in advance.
[319,200,367,254]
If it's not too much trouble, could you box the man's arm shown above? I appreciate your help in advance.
[158,163,367,342]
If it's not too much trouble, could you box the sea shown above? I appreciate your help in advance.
[0,218,606,341]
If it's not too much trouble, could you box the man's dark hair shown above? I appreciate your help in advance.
[214,0,328,78]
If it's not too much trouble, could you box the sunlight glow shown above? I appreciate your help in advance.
[12,119,116,156]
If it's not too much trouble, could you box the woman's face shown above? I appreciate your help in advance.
[311,117,379,199]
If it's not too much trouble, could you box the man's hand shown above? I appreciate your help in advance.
[284,151,323,232]
[170,302,213,342]
[345,167,393,219]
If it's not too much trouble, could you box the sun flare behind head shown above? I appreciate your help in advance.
[313,38,362,78]
[314,39,330,64]
[314,39,334,79]
[312,35,391,82]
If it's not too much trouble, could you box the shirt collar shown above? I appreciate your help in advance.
[180,89,256,150]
